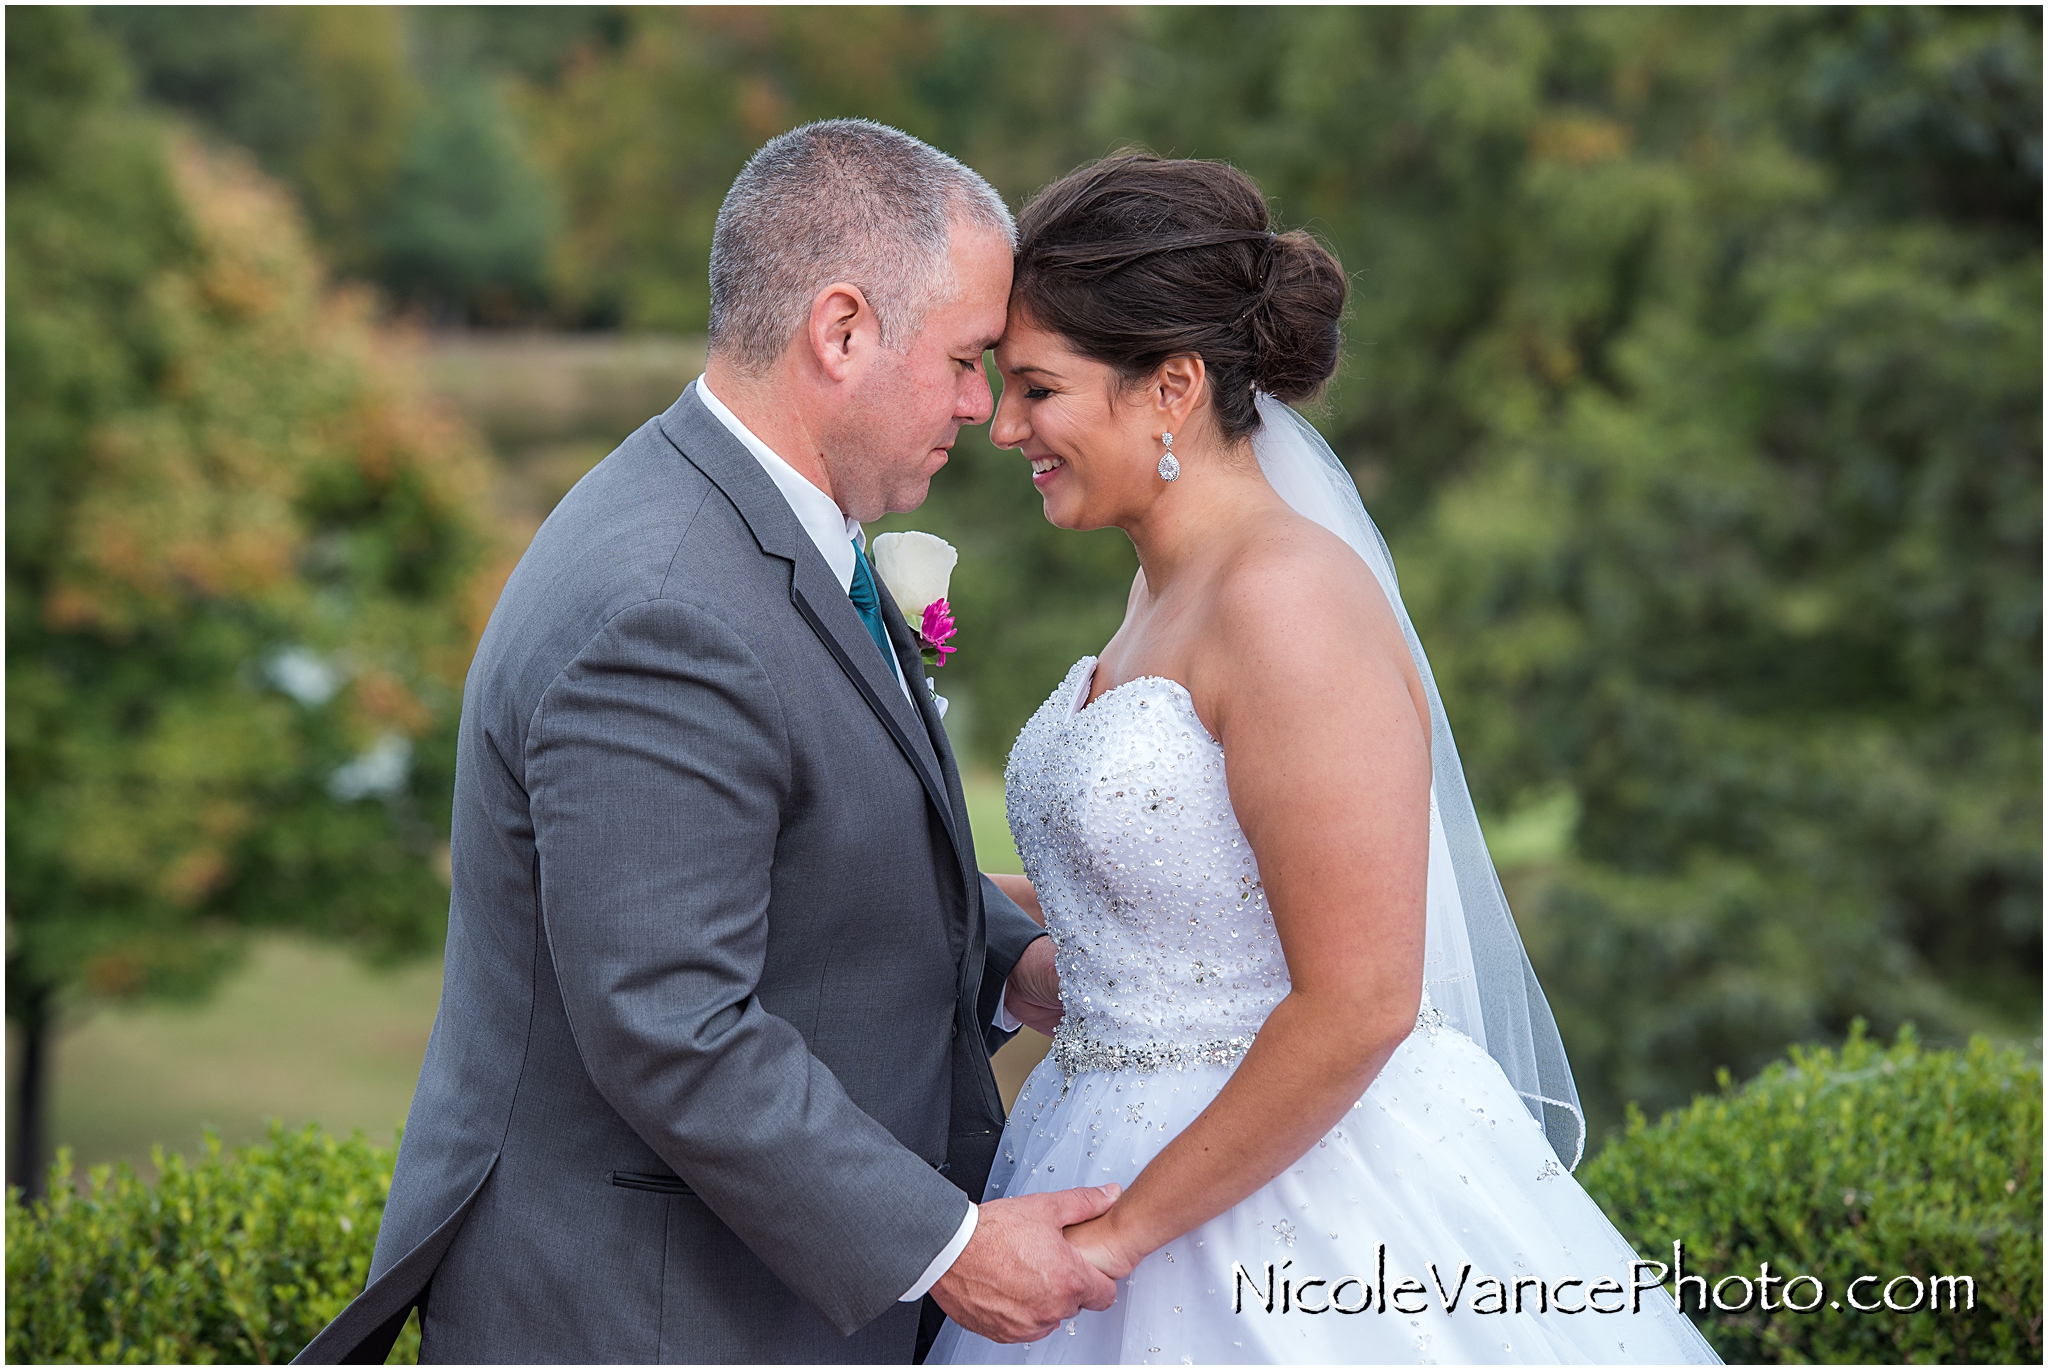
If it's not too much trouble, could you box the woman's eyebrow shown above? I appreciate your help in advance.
[1005,363,1065,379]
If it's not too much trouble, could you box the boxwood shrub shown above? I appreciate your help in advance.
[5,1123,418,1364]
[1581,1024,2041,1363]
[7,1027,2038,1363]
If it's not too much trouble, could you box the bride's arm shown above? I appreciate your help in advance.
[1063,534,1432,1278]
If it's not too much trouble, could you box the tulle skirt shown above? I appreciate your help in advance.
[930,1021,1719,1365]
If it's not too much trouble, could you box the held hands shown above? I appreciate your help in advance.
[1060,1210,1146,1282]
[931,1185,1120,1342]
[1002,935,1064,1037]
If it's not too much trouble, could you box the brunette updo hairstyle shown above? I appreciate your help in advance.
[1011,153,1347,442]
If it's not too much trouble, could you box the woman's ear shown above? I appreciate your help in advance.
[806,281,875,382]
[1153,354,1207,431]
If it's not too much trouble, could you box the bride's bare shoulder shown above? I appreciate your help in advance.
[1211,509,1399,644]
[1198,509,1418,723]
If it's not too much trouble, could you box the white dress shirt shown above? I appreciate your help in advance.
[694,377,974,1299]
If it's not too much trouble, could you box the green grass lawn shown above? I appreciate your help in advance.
[44,773,1048,1177]
[46,938,443,1178]
[963,769,1020,877]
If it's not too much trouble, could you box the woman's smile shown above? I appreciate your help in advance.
[1029,454,1067,487]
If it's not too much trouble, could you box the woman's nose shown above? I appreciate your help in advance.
[989,385,1028,449]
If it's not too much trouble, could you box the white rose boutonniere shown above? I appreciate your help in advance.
[870,531,959,669]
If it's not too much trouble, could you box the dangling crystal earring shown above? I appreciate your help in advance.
[1157,432,1180,482]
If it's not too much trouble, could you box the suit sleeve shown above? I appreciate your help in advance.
[526,598,968,1336]
[976,874,1050,1055]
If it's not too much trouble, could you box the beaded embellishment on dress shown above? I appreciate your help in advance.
[1006,658,1291,1068]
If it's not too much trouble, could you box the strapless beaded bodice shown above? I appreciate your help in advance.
[1005,657,1290,1072]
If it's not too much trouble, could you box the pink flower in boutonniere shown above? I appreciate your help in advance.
[871,530,961,669]
[919,599,958,668]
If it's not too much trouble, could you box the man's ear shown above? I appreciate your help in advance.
[806,282,875,383]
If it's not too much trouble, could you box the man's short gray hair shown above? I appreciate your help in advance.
[708,119,1015,374]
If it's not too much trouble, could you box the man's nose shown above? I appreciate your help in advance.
[958,360,995,426]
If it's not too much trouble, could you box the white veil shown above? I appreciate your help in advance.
[1250,394,1587,1168]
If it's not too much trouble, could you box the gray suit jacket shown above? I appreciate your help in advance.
[295,385,1046,1364]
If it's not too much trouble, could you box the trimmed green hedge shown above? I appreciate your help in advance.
[5,1124,416,1365]
[1582,1025,2041,1363]
[7,1028,2039,1363]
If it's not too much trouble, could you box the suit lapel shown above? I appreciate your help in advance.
[659,385,1001,1122]
[877,583,996,1063]
[658,386,965,867]
[785,561,963,861]
[875,577,978,889]
[873,574,950,786]
[797,553,947,793]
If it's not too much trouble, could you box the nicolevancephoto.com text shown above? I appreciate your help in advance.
[1233,1242,1977,1319]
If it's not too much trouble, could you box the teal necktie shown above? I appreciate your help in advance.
[846,539,898,674]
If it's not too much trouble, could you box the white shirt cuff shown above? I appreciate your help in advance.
[993,986,1024,1033]
[900,1202,977,1301]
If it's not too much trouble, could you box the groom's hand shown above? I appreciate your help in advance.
[1003,936,1064,1037]
[931,1185,1120,1343]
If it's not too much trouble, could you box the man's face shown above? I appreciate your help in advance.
[826,223,1012,522]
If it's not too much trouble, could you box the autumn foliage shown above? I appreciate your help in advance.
[6,9,498,1182]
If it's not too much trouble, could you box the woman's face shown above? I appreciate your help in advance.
[990,319,1165,531]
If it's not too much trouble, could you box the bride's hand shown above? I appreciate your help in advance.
[1003,934,1064,1036]
[1062,1212,1143,1281]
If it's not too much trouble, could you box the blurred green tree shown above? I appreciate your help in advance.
[366,71,559,323]
[6,8,498,1191]
[1090,6,2040,1132]
[522,7,1131,329]
[96,5,596,322]
[407,4,629,87]
[93,6,417,279]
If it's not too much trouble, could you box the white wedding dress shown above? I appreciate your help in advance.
[930,656,1719,1365]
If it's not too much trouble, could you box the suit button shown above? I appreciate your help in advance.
[952,1021,959,1039]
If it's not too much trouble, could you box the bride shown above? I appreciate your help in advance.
[930,155,1718,1365]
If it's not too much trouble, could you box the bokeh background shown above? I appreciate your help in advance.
[7,5,2039,1196]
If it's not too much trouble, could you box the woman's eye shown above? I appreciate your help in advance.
[1024,386,1053,400]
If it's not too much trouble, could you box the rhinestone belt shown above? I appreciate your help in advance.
[1051,998,1454,1078]
[1050,1019,1258,1077]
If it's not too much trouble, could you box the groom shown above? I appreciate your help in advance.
[297,120,1117,1364]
